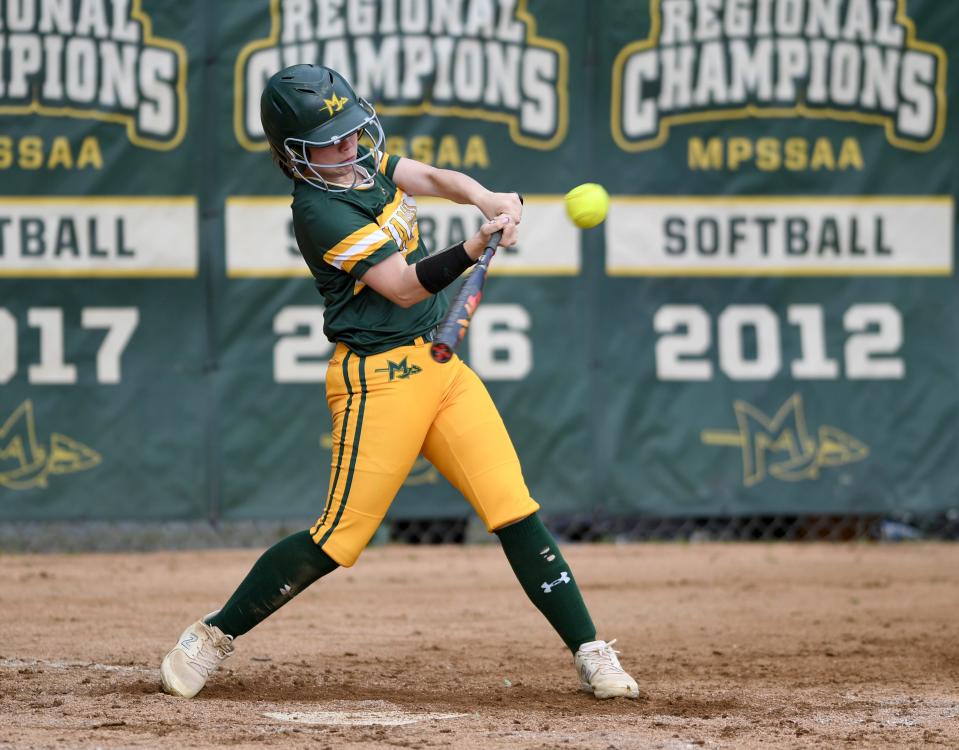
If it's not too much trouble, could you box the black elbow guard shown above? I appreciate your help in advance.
[414,242,474,294]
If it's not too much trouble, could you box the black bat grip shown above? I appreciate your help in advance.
[430,229,503,363]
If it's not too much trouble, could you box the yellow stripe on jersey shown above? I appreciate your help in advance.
[377,192,419,249]
[323,223,391,274]
[376,189,405,226]
[379,151,391,175]
[325,186,419,275]
[400,222,420,258]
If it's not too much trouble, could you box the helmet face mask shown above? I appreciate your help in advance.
[283,98,385,192]
[260,65,387,192]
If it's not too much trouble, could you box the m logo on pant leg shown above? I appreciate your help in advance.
[374,357,422,381]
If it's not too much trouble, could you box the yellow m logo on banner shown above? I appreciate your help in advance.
[702,394,868,487]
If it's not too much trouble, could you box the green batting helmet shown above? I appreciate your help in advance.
[260,64,385,191]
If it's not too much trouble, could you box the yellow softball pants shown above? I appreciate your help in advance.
[310,338,540,566]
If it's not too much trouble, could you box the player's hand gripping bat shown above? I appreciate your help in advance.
[430,195,522,364]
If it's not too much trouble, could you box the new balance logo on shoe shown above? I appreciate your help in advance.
[541,571,570,593]
[162,618,235,699]
[574,639,640,699]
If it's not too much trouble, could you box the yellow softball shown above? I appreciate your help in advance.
[564,183,610,229]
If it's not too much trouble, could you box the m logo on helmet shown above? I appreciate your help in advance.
[323,94,348,117]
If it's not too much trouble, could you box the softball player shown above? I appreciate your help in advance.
[160,64,638,700]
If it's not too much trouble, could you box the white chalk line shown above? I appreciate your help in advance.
[265,700,468,727]
[0,658,155,674]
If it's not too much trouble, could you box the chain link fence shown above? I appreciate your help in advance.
[2,511,956,553]
[388,511,959,544]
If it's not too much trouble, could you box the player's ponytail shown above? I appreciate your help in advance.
[269,143,297,180]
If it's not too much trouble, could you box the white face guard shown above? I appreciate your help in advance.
[283,98,386,192]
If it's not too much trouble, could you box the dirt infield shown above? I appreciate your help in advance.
[1,543,957,749]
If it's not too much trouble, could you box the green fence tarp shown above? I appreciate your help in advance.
[1,0,956,520]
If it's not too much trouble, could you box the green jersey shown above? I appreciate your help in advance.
[290,149,447,355]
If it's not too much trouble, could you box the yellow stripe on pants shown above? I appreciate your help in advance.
[310,340,539,566]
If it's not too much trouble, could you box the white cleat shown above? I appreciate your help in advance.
[574,639,640,699]
[160,613,234,698]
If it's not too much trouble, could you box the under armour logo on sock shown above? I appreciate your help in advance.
[279,584,292,596]
[541,571,570,593]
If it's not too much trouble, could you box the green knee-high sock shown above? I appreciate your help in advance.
[495,513,596,653]
[207,530,338,638]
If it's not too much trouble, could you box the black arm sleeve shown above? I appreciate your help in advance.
[414,242,475,294]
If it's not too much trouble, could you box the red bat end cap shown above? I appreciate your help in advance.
[430,342,453,363]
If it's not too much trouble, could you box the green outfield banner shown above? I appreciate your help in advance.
[1,0,956,522]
